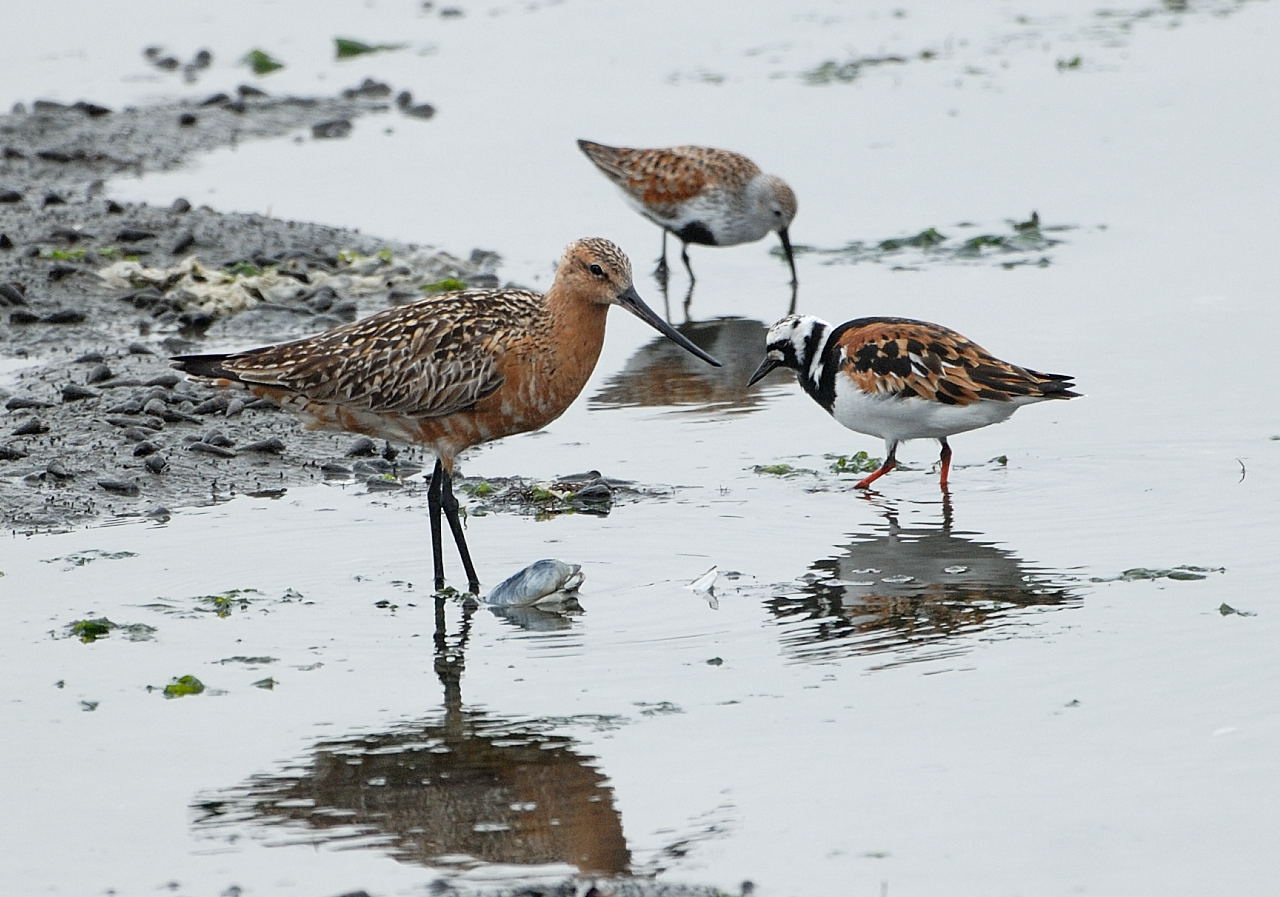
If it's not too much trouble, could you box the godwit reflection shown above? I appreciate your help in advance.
[193,598,629,875]
[766,496,1080,666]
[592,316,788,413]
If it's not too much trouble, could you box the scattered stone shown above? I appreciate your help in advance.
[312,118,353,139]
[0,282,27,305]
[0,189,22,203]
[44,309,88,325]
[85,363,113,383]
[98,478,140,496]
[187,441,236,458]
[47,460,73,479]
[145,454,169,474]
[6,397,52,410]
[116,228,156,243]
[346,436,377,457]
[241,437,286,454]
[61,383,99,401]
[402,102,436,119]
[133,441,160,457]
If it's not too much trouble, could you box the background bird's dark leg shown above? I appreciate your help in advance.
[682,280,696,323]
[654,230,670,287]
[439,466,480,594]
[428,459,447,590]
[938,438,953,490]
[680,240,696,285]
[787,280,799,315]
[855,442,898,490]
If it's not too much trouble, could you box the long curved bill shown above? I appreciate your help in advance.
[616,285,722,367]
[747,356,782,386]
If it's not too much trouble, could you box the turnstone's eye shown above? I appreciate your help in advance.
[589,264,605,277]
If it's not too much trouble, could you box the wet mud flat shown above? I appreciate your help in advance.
[0,86,500,532]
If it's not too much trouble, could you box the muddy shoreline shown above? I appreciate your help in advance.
[0,84,503,532]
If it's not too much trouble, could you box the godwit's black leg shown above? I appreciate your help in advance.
[654,230,670,287]
[439,465,480,594]
[855,441,898,490]
[428,459,447,590]
[938,438,953,490]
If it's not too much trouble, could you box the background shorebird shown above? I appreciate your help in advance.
[577,140,798,295]
[748,314,1079,489]
[173,238,721,593]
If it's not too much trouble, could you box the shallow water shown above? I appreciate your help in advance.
[4,1,1280,895]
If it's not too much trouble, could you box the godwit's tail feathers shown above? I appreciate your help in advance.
[171,353,244,383]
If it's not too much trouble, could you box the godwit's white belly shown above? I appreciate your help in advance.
[830,381,1037,443]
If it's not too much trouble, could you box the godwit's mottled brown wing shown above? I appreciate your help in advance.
[834,317,1079,406]
[176,290,546,418]
[577,140,759,211]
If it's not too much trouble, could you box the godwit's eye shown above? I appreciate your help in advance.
[589,263,605,277]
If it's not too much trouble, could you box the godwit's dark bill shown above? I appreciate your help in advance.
[616,285,722,367]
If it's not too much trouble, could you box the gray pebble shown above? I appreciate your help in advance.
[192,397,226,414]
[186,442,235,458]
[365,475,403,491]
[353,458,394,475]
[201,431,235,448]
[98,478,140,495]
[146,372,181,387]
[61,383,99,401]
[133,441,160,456]
[6,396,53,410]
[142,397,167,416]
[85,363,113,383]
[346,436,377,457]
[46,460,73,479]
[240,437,285,454]
[13,418,48,436]
[144,455,168,474]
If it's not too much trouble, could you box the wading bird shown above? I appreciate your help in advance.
[747,314,1078,489]
[577,140,798,291]
[173,238,720,593]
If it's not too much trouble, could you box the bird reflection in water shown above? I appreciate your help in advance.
[766,494,1081,667]
[592,315,791,414]
[192,598,629,876]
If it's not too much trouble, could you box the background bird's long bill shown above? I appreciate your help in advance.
[778,227,798,284]
[618,286,722,366]
[747,356,781,386]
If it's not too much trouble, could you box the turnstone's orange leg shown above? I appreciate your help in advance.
[855,443,898,490]
[938,438,953,490]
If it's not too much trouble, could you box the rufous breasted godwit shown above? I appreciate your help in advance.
[173,238,720,593]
